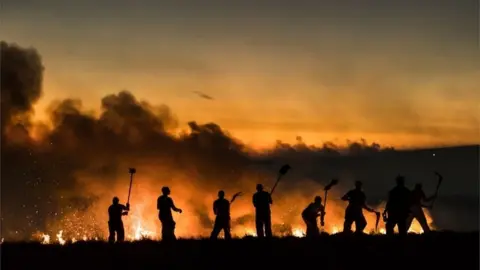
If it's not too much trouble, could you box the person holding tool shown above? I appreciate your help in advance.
[320,178,339,230]
[341,181,379,235]
[253,164,291,238]
[107,196,130,243]
[406,183,436,233]
[210,190,242,240]
[253,184,273,238]
[107,168,135,243]
[384,175,412,236]
[302,196,325,238]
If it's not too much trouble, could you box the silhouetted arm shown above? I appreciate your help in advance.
[361,195,376,213]
[268,193,273,205]
[170,199,182,213]
[423,191,436,202]
[252,194,257,208]
[424,196,435,202]
[319,205,326,225]
[341,192,350,201]
[157,197,161,211]
[362,204,376,213]
[318,205,325,217]
[213,201,218,215]
[120,204,129,215]
[421,191,435,208]
[384,192,391,214]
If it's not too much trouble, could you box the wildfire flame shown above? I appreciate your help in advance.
[331,225,340,234]
[133,221,155,240]
[35,217,429,244]
[41,233,50,244]
[244,228,256,237]
[56,230,66,245]
[30,179,434,244]
[292,228,305,237]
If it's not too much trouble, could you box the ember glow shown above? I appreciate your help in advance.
[34,217,431,244]
[31,178,434,244]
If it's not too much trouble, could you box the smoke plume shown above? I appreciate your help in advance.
[1,41,476,241]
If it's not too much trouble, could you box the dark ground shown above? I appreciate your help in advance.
[1,232,478,270]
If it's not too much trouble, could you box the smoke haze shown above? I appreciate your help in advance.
[1,42,478,241]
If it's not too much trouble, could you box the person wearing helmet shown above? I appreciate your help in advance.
[341,181,378,235]
[252,183,273,238]
[301,196,325,238]
[108,196,130,243]
[406,183,435,233]
[383,175,412,236]
[157,186,182,241]
[210,190,232,240]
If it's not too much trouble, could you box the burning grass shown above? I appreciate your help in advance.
[30,203,431,244]
[25,172,434,243]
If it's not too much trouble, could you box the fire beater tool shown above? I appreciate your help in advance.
[429,171,443,209]
[127,168,136,206]
[270,164,292,196]
[321,178,339,227]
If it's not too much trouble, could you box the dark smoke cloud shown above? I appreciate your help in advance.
[1,41,44,132]
[1,41,478,240]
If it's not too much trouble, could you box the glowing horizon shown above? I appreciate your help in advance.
[4,0,479,149]
[29,88,479,150]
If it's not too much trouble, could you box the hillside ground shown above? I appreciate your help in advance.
[1,231,478,270]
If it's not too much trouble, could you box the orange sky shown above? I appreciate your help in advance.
[3,1,479,149]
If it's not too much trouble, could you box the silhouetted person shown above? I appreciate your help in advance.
[342,181,378,234]
[108,197,129,243]
[157,186,182,241]
[406,183,435,233]
[383,176,411,236]
[301,196,325,238]
[253,184,273,238]
[210,190,232,240]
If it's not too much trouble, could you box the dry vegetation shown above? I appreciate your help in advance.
[2,231,478,270]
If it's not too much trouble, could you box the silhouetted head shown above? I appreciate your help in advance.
[314,196,322,204]
[162,186,171,195]
[415,183,422,190]
[355,181,363,190]
[256,184,263,192]
[112,197,119,205]
[218,190,225,199]
[396,175,405,186]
